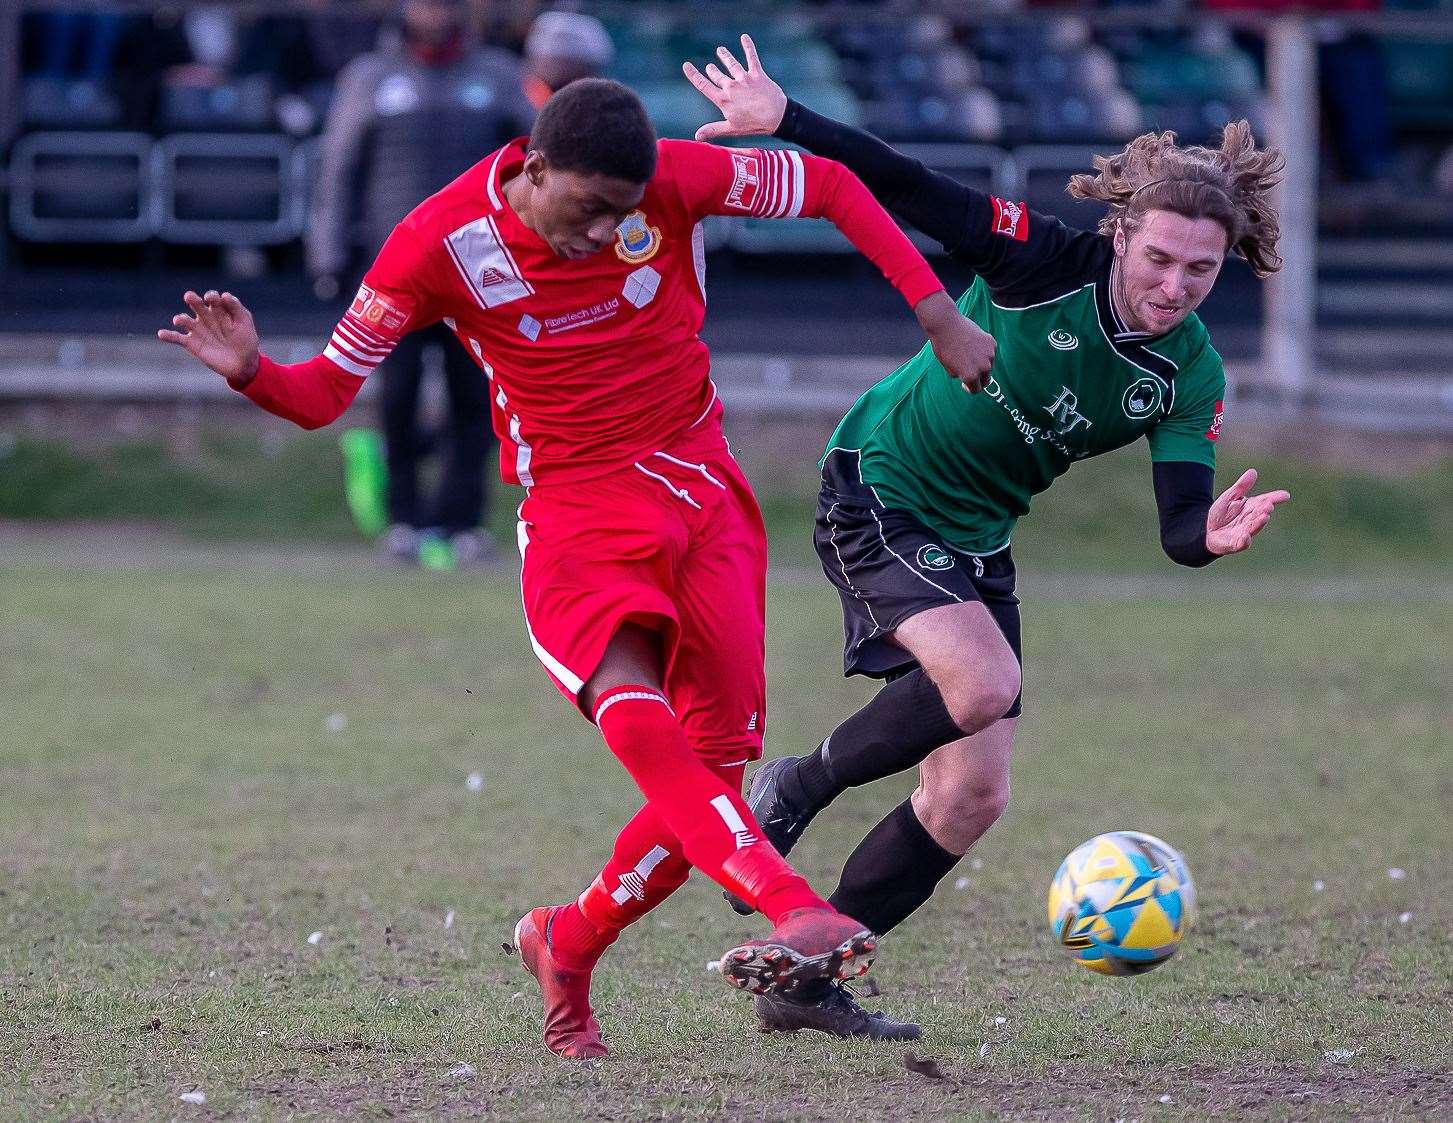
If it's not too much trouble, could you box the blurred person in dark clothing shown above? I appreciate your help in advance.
[308,0,534,565]
[522,10,614,108]
[1203,0,1396,183]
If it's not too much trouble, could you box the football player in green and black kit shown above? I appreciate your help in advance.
[685,36,1291,1039]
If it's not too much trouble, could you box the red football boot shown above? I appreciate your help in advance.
[513,906,608,1060]
[717,907,877,996]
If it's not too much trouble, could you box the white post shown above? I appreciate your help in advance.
[1262,16,1319,405]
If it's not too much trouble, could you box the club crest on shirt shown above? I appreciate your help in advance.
[615,211,662,264]
[1122,376,1164,420]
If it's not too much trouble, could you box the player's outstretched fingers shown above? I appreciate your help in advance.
[683,62,720,103]
[740,33,762,72]
[717,45,746,79]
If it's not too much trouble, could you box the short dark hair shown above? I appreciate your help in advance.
[530,77,657,185]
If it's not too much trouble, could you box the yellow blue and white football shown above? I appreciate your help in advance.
[1048,831,1196,976]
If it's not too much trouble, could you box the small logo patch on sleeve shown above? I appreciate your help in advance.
[350,284,410,334]
[1205,399,1224,441]
[990,197,1029,242]
[724,151,761,211]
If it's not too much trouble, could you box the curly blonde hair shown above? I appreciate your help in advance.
[1067,120,1285,278]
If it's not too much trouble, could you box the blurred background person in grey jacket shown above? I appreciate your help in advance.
[307,0,534,567]
[522,9,615,110]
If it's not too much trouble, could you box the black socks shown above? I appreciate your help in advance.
[782,668,963,814]
[829,799,962,936]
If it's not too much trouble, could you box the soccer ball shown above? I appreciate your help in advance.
[1047,831,1196,976]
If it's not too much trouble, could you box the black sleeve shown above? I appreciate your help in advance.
[1153,461,1218,568]
[773,99,1105,294]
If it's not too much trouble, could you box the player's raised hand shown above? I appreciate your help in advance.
[1205,468,1290,555]
[157,289,261,387]
[683,34,788,142]
[914,291,996,393]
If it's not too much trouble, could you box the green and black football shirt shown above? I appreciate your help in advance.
[777,101,1226,561]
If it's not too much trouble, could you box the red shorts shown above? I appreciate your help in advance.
[516,424,766,766]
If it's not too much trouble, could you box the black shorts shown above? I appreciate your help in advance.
[814,448,1023,719]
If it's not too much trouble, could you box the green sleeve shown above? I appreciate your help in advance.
[1146,355,1226,470]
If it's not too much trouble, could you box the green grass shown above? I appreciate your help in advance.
[2,427,1451,576]
[1,567,1449,1120]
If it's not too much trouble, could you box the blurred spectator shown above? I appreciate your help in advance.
[29,10,124,83]
[112,8,194,131]
[522,10,615,108]
[1203,0,1397,183]
[308,0,534,565]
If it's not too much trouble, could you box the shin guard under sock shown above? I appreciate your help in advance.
[783,669,963,813]
[828,798,961,935]
[593,686,825,923]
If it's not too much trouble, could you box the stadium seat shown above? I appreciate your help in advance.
[21,77,123,129]
[155,133,302,245]
[8,131,153,242]
[1385,42,1453,129]
[158,75,275,132]
[1011,146,1113,231]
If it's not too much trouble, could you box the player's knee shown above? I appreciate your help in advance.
[941,664,1021,734]
[916,776,1010,852]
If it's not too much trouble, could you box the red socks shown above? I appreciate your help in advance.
[591,686,826,924]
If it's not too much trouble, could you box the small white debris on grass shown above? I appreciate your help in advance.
[970,858,983,870]
[178,1090,206,1105]
[1388,867,1406,880]
[995,1016,1007,1025]
[465,771,485,793]
[1313,880,1325,892]
[1158,1095,1173,1104]
[954,877,970,890]
[448,1063,476,1079]
[307,931,323,946]
[326,712,347,734]
[1324,1048,1357,1063]
[978,1042,990,1058]
[443,910,455,929]
[705,961,721,973]
[1398,912,1411,924]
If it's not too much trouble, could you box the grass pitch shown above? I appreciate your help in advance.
[1,565,1449,1120]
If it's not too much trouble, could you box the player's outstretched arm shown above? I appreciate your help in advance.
[1205,468,1289,556]
[158,290,260,387]
[158,287,367,430]
[683,35,977,253]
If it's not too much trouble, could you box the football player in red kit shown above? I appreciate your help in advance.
[158,78,997,1058]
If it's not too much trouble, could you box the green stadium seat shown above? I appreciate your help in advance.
[1384,42,1453,129]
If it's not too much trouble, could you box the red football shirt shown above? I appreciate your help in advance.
[243,137,945,486]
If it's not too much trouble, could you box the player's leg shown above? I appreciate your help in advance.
[579,616,829,919]
[378,329,426,559]
[434,327,491,545]
[749,600,1016,855]
[752,714,1016,1043]
[515,762,740,1059]
[734,456,1019,872]
[829,716,1017,934]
